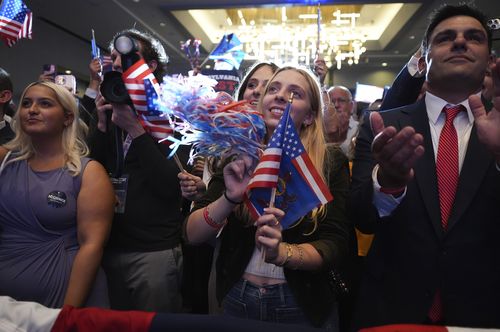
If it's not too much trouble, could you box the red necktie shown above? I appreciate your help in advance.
[428,104,464,323]
[436,104,464,231]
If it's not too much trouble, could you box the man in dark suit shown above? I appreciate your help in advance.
[351,3,500,329]
[0,68,14,145]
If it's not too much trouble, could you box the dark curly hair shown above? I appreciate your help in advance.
[109,29,169,83]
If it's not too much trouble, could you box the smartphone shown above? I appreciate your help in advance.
[42,64,56,79]
[55,74,77,93]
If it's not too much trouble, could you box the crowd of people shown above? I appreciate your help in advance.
[0,3,500,332]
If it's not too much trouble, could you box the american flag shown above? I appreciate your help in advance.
[0,0,32,47]
[122,58,173,141]
[245,100,333,229]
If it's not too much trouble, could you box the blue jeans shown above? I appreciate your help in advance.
[223,278,339,331]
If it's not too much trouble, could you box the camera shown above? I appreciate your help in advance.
[100,34,141,104]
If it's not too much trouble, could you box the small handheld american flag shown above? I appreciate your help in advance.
[245,94,333,229]
[122,58,173,142]
[0,0,32,47]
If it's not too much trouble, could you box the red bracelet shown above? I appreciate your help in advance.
[203,206,224,229]
[379,186,405,195]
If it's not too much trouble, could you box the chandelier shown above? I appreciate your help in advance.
[226,6,367,70]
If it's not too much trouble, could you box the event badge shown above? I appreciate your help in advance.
[47,191,67,208]
[110,174,129,214]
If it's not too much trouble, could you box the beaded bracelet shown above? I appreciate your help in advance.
[203,206,224,229]
[223,190,243,205]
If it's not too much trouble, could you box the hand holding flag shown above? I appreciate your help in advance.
[245,94,333,229]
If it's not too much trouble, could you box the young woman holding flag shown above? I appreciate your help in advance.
[184,66,352,330]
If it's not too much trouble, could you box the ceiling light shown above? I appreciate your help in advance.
[381,62,388,67]
[221,6,367,69]
[65,70,72,74]
[299,14,318,19]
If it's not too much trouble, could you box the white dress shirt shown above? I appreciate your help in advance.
[373,91,477,217]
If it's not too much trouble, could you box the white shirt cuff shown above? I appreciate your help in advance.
[407,56,425,78]
[372,164,406,217]
[85,87,98,99]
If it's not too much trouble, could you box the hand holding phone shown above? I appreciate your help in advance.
[41,64,56,82]
[55,75,77,93]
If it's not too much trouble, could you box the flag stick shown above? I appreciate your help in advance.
[316,2,321,58]
[262,92,294,262]
[173,153,185,172]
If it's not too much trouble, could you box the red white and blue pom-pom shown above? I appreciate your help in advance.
[159,74,266,163]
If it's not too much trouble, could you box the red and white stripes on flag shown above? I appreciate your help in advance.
[244,101,333,229]
[246,147,281,189]
[0,0,32,47]
[292,151,332,205]
[122,59,173,141]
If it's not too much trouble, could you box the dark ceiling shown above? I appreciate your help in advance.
[1,0,498,91]
[23,0,498,71]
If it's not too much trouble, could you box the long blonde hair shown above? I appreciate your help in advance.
[4,81,89,176]
[271,66,329,228]
[239,66,330,231]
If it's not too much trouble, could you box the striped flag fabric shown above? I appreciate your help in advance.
[122,59,173,142]
[245,99,333,229]
[0,0,32,47]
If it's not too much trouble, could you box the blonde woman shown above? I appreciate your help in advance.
[185,66,352,330]
[0,81,114,308]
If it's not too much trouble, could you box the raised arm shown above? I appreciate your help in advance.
[63,160,114,307]
[186,156,253,244]
[470,57,500,165]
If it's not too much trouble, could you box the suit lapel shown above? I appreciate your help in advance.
[406,100,443,238]
[446,124,492,232]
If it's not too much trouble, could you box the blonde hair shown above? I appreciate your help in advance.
[4,81,89,176]
[273,66,329,230]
